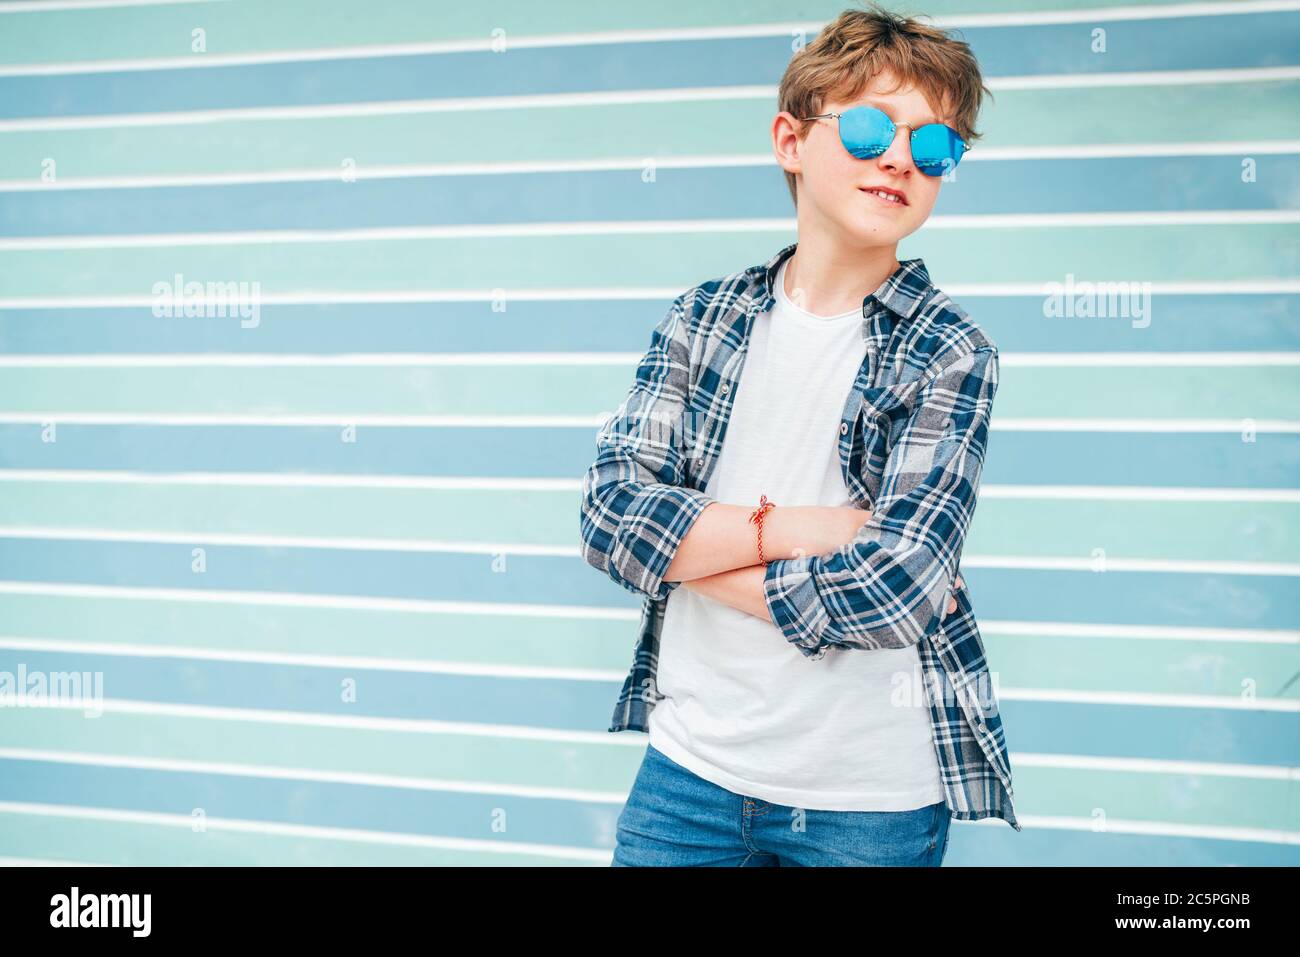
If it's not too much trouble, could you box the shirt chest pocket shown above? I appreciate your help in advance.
[857,386,909,451]
[852,388,905,503]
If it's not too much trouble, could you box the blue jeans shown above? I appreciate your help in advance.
[612,743,951,867]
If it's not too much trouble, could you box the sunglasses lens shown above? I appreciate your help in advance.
[911,124,966,176]
[837,106,895,160]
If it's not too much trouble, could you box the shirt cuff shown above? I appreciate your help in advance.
[613,485,715,600]
[762,555,833,660]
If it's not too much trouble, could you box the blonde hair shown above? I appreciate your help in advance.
[777,3,991,205]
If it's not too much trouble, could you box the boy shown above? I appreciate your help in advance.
[579,5,1019,866]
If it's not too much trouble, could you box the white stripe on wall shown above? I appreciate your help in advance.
[0,526,1295,577]
[0,582,1293,644]
[1,638,1296,708]
[0,0,1295,73]
[5,278,1297,309]
[3,210,1298,250]
[1,471,1295,504]
[0,798,1294,845]
[0,748,1293,806]
[0,748,629,804]
[0,0,226,14]
[0,353,1295,369]
[0,413,1290,431]
[2,67,1296,132]
[5,142,1297,192]
[979,620,1300,644]
[2,696,643,743]
[0,802,613,861]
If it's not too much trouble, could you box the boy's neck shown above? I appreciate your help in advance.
[782,230,901,319]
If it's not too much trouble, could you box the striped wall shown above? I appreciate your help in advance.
[0,0,1297,867]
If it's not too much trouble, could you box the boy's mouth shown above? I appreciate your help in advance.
[859,186,909,206]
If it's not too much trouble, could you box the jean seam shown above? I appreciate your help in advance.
[926,800,943,854]
[933,801,950,865]
[616,822,670,844]
[740,796,765,855]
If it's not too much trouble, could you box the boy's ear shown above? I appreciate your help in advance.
[772,111,805,174]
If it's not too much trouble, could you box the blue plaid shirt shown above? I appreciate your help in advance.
[579,241,1020,831]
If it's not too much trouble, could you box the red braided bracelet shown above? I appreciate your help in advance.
[748,494,776,566]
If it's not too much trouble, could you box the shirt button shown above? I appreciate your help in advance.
[720,383,730,395]
[839,421,849,435]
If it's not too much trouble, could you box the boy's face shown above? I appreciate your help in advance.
[778,70,948,246]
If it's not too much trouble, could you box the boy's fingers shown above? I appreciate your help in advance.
[947,595,957,614]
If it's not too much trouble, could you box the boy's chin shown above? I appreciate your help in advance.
[832,217,912,246]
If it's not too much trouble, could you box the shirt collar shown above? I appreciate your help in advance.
[752,241,933,322]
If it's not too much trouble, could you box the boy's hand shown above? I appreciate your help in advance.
[947,575,965,616]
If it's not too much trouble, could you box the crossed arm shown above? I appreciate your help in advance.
[662,502,964,622]
[579,296,997,658]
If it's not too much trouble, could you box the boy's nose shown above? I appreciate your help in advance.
[877,126,915,170]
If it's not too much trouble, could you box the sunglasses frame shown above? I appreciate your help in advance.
[799,105,969,177]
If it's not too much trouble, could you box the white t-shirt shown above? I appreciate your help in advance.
[647,257,944,811]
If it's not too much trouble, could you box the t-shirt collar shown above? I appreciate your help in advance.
[753,241,933,322]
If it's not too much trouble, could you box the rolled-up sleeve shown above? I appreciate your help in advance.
[579,296,716,600]
[762,345,999,658]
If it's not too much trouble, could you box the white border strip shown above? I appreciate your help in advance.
[0,1,1296,73]
[2,67,1297,132]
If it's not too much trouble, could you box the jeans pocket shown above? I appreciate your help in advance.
[924,801,947,851]
[934,803,951,864]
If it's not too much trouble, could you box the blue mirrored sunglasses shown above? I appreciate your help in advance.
[800,104,968,177]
